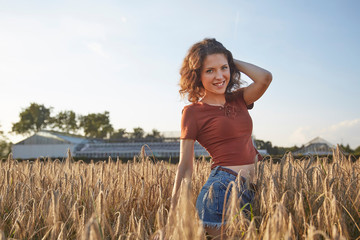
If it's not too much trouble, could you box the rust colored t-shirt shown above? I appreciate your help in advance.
[180,89,258,168]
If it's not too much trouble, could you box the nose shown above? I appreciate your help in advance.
[215,70,223,80]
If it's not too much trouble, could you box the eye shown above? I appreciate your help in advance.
[222,65,228,70]
[206,69,213,73]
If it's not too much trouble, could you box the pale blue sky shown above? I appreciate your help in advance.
[0,0,359,148]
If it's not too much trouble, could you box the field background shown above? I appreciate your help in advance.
[0,147,359,239]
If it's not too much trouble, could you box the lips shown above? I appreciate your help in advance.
[213,80,225,86]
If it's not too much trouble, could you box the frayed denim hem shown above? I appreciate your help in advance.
[201,220,226,229]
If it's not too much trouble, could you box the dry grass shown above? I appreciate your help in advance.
[0,146,359,239]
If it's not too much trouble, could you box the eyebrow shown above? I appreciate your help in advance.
[203,63,229,69]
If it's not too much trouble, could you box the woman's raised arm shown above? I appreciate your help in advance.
[234,59,272,105]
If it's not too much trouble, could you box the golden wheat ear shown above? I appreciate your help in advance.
[1,149,357,239]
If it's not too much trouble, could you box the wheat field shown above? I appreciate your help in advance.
[0,147,359,239]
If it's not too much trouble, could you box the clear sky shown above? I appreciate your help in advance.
[1,0,359,148]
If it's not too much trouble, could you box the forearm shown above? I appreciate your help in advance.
[170,139,194,209]
[234,59,272,86]
[170,162,193,208]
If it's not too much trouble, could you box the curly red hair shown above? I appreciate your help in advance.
[179,38,241,103]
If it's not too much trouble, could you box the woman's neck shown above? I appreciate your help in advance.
[201,94,226,106]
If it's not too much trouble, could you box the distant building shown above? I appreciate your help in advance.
[294,137,335,156]
[12,130,272,160]
[257,149,268,155]
[12,130,88,159]
[12,130,209,160]
[75,140,208,159]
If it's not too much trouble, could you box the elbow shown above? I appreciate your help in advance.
[264,71,272,86]
[256,71,272,89]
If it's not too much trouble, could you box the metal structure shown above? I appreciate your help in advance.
[12,130,209,159]
[294,137,335,156]
[12,130,87,159]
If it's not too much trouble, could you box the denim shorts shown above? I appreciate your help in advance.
[195,166,255,228]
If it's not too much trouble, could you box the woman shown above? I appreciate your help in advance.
[170,38,272,239]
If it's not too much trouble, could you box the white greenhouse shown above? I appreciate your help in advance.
[12,130,87,159]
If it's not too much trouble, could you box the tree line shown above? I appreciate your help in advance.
[254,139,360,156]
[254,139,300,156]
[0,126,11,158]
[1,102,359,157]
[10,103,163,140]
[0,102,164,157]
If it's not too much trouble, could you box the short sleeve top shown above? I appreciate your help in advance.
[180,89,258,168]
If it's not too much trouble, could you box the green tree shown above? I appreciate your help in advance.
[0,125,11,157]
[340,144,354,154]
[287,145,300,152]
[79,111,113,138]
[255,138,300,155]
[254,139,266,149]
[146,129,163,139]
[354,146,360,155]
[254,139,274,154]
[0,141,10,158]
[50,110,78,133]
[110,128,128,140]
[12,103,52,134]
[130,127,145,139]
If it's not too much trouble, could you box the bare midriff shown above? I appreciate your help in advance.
[224,155,258,181]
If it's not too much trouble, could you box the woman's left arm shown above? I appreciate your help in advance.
[234,59,272,105]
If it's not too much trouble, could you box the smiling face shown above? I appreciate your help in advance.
[200,53,230,100]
